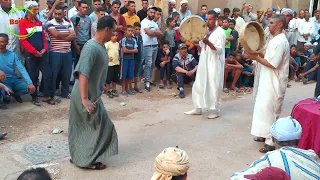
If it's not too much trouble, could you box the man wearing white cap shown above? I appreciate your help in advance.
[248,14,290,153]
[213,8,221,16]
[177,0,191,23]
[231,116,320,180]
[185,10,226,119]
[168,0,176,18]
[297,11,314,50]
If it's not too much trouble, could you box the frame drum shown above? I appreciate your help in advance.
[239,22,266,53]
[179,15,207,42]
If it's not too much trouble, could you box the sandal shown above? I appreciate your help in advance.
[134,88,142,93]
[60,93,71,99]
[259,144,275,153]
[69,159,106,170]
[42,97,55,105]
[32,98,42,106]
[159,83,165,89]
[52,96,62,104]
[121,91,128,96]
[254,137,265,142]
[223,88,229,93]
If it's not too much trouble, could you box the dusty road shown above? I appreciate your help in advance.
[0,82,315,180]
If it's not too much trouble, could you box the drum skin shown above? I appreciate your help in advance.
[239,22,265,54]
[179,15,207,42]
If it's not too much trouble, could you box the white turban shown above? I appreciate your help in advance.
[304,42,312,46]
[180,0,188,5]
[213,8,221,14]
[281,8,294,16]
[270,116,302,141]
[168,0,176,4]
[24,1,38,9]
[151,147,190,180]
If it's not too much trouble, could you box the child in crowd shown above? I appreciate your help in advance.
[121,25,138,96]
[218,16,224,26]
[222,17,233,58]
[229,19,239,52]
[105,32,120,98]
[172,11,180,27]
[164,17,176,58]
[132,22,143,93]
[240,52,255,87]
[158,41,172,89]
[223,52,243,92]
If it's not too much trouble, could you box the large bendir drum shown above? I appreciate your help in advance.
[239,22,265,53]
[179,15,207,42]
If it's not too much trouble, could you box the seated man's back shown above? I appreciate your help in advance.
[231,147,320,180]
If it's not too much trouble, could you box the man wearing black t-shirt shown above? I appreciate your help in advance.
[120,0,136,14]
[137,0,148,21]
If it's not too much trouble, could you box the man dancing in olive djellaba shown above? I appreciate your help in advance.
[68,16,118,170]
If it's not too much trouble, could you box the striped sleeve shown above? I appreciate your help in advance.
[47,23,55,30]
[230,155,271,180]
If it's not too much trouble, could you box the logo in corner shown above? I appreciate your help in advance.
[8,6,37,39]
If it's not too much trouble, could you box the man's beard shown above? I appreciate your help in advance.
[148,15,154,20]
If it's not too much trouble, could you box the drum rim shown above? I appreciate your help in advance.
[179,15,207,42]
[239,21,266,53]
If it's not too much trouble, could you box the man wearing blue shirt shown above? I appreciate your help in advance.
[177,0,191,23]
[0,33,36,104]
[198,5,207,21]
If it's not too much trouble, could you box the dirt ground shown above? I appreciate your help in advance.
[0,84,250,142]
[0,82,313,180]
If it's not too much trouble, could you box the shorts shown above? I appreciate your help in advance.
[106,65,120,84]
[120,59,134,80]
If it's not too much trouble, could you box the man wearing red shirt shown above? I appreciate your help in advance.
[20,1,55,105]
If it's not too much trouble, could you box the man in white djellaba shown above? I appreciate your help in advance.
[184,10,226,119]
[247,14,290,153]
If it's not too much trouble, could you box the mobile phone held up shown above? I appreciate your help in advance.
[75,17,80,26]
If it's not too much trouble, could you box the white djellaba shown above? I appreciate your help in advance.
[184,26,226,119]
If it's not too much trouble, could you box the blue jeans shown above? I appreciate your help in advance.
[171,72,193,89]
[50,51,73,96]
[302,61,318,81]
[160,63,171,80]
[143,45,158,82]
[1,78,28,99]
